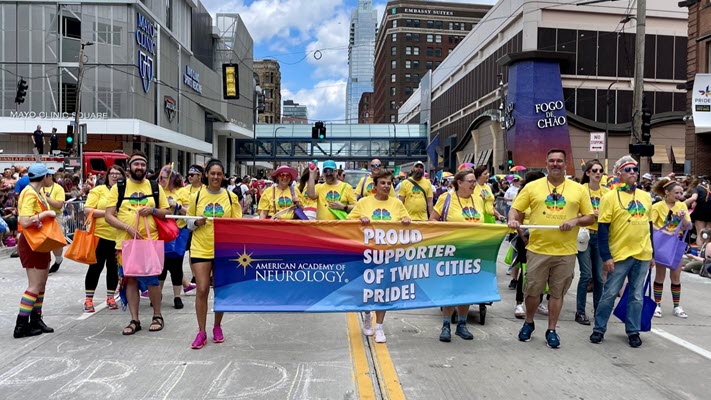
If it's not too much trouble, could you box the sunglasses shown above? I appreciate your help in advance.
[278,173,291,179]
[188,173,199,177]
[323,168,334,173]
[622,167,639,173]
[590,168,603,173]
[371,163,382,168]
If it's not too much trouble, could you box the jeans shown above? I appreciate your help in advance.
[576,232,603,314]
[593,257,650,336]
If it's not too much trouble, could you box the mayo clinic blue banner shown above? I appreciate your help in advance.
[212,220,508,312]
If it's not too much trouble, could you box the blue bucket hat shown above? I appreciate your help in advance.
[323,160,337,170]
[27,163,55,179]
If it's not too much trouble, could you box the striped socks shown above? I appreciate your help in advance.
[85,289,95,299]
[671,283,681,308]
[33,292,45,315]
[106,290,115,299]
[19,291,38,317]
[653,281,663,304]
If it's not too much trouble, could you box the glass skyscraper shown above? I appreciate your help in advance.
[345,0,377,124]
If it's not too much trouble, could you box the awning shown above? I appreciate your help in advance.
[651,145,669,164]
[671,146,686,164]
[459,153,474,165]
[480,149,492,165]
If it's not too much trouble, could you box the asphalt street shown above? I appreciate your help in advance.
[0,240,710,399]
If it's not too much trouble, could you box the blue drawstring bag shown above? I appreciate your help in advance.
[613,271,656,332]
[165,227,190,258]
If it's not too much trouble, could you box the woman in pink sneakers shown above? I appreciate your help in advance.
[186,159,242,349]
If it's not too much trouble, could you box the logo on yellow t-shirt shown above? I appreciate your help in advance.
[204,202,225,217]
[128,192,149,208]
[372,208,392,221]
[462,206,481,222]
[325,191,341,202]
[365,182,375,194]
[545,193,566,213]
[665,213,682,230]
[277,196,294,207]
[590,196,601,210]
[627,200,647,219]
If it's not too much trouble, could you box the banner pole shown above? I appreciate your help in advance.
[166,215,215,221]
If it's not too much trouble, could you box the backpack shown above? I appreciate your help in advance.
[193,189,234,216]
[116,179,160,210]
[232,185,244,202]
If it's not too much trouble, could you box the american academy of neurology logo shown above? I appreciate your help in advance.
[230,245,282,275]
[699,85,711,97]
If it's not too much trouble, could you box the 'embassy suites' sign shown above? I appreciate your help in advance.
[402,8,454,16]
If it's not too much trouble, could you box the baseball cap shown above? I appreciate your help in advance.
[642,173,653,180]
[27,163,55,179]
[576,228,590,252]
[323,160,337,170]
[414,161,425,167]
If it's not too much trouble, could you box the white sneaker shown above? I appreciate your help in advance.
[514,304,526,319]
[536,304,549,316]
[375,326,386,343]
[654,305,662,318]
[673,306,688,318]
[362,313,374,336]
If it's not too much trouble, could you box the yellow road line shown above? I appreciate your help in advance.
[346,312,376,400]
[371,333,406,400]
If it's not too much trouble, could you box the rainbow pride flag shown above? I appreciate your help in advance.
[213,220,509,312]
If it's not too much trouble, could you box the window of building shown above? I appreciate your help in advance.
[435,48,442,57]
[461,23,466,31]
[413,33,420,42]
[413,74,420,82]
[448,48,453,54]
[405,60,411,69]
[427,47,434,56]
[449,22,454,30]
[390,87,396,96]
[405,87,412,95]
[392,20,397,28]
[435,21,443,29]
[413,60,420,69]
[390,100,396,109]
[435,35,442,43]
[426,61,433,69]
[392,33,397,42]
[391,60,396,69]
[62,16,81,39]
[427,34,433,43]
[427,20,434,29]
[391,74,396,83]
[406,33,412,41]
[435,61,441,68]
[414,20,420,28]
[406,19,412,27]
[414,47,420,55]
[405,73,411,82]
[390,115,396,122]
[405,46,412,55]
[166,0,173,30]
[391,46,396,56]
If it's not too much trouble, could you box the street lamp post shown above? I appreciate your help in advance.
[75,41,93,180]
[273,126,285,169]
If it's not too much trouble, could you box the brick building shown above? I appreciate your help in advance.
[358,92,375,123]
[254,60,281,124]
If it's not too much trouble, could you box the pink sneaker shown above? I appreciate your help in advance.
[183,283,197,294]
[191,331,207,349]
[213,325,224,343]
[140,290,149,299]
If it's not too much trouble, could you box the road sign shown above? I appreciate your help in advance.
[589,132,605,152]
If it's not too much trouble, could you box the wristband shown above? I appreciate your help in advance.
[152,207,157,216]
[174,204,180,214]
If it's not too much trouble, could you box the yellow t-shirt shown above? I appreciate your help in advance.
[398,178,433,221]
[355,176,396,198]
[651,200,690,232]
[512,178,594,256]
[43,182,65,213]
[85,185,114,240]
[474,184,496,217]
[582,183,609,231]
[298,186,317,210]
[18,185,46,217]
[598,189,653,262]
[433,191,486,223]
[257,185,302,219]
[348,195,410,222]
[186,184,206,196]
[314,181,357,220]
[107,179,170,250]
[163,186,189,228]
[187,189,242,259]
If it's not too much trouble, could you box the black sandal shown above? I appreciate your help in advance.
[149,315,164,332]
[122,320,141,335]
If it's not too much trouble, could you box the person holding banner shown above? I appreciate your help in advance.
[508,149,595,349]
[574,160,608,325]
[430,168,484,342]
[157,165,189,309]
[349,169,411,343]
[650,177,691,319]
[590,156,654,348]
[13,164,58,338]
[186,159,242,350]
[355,159,395,199]
[307,160,357,220]
[258,165,301,220]
[105,151,171,336]
[82,164,124,312]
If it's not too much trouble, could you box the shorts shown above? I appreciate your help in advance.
[18,233,51,269]
[190,257,214,265]
[524,251,576,299]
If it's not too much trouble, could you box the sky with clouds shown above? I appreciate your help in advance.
[201,0,497,123]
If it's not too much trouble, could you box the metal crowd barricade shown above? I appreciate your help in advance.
[62,200,87,244]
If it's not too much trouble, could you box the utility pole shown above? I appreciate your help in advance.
[632,0,646,144]
[75,41,93,180]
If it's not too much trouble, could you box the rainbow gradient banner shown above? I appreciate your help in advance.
[213,219,509,312]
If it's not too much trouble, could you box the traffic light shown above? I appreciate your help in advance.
[66,125,75,150]
[15,78,28,104]
[312,121,326,140]
[641,108,652,144]
[507,151,514,168]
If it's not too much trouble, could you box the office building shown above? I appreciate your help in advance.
[282,100,308,124]
[254,59,281,124]
[346,0,378,124]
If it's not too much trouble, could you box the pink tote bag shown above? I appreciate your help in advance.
[122,215,164,277]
